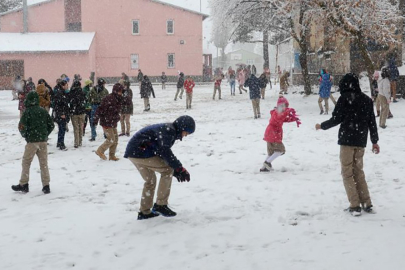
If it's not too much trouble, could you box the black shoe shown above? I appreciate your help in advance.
[89,138,96,142]
[12,183,29,193]
[59,144,67,151]
[346,206,362,216]
[152,204,177,217]
[320,110,324,115]
[74,145,78,148]
[363,205,375,214]
[137,211,160,220]
[56,143,61,148]
[42,185,51,194]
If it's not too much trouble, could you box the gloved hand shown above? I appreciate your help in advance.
[173,167,190,182]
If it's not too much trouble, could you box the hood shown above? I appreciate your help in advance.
[112,83,124,95]
[36,84,47,95]
[338,73,361,94]
[173,115,195,140]
[24,91,40,108]
[277,96,289,107]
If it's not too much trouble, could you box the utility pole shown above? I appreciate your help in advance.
[200,0,202,12]
[23,0,28,33]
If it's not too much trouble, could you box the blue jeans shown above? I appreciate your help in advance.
[90,105,99,139]
[230,80,236,95]
[57,119,67,145]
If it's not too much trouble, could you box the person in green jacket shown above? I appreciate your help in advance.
[12,92,55,194]
[88,78,109,141]
[82,79,93,135]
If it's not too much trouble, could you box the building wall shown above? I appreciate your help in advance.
[0,0,65,33]
[81,0,204,78]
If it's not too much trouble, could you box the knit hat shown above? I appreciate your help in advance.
[339,73,361,94]
[84,79,93,86]
[277,96,289,107]
[173,115,196,135]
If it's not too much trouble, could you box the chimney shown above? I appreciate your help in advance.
[23,0,28,33]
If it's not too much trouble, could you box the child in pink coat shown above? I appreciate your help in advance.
[260,97,301,172]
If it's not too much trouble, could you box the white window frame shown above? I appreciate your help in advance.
[167,53,175,68]
[131,54,139,70]
[166,20,174,35]
[132,20,140,35]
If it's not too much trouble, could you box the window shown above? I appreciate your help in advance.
[167,20,174,34]
[247,59,254,65]
[132,20,140,35]
[168,54,175,68]
[131,54,139,69]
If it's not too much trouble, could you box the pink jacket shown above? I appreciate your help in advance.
[238,71,245,85]
[264,108,301,143]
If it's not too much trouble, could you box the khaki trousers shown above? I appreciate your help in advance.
[330,95,337,105]
[378,95,389,127]
[143,98,150,110]
[340,145,372,208]
[186,92,193,108]
[71,114,85,147]
[261,88,266,99]
[20,142,50,186]
[375,95,381,114]
[120,114,131,134]
[97,127,118,157]
[129,157,174,214]
[318,97,329,113]
[162,82,166,90]
[391,81,397,100]
[175,87,184,100]
[251,98,260,117]
[213,86,221,99]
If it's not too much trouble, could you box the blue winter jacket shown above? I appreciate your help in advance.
[244,75,261,100]
[319,73,332,99]
[388,61,399,81]
[124,116,196,169]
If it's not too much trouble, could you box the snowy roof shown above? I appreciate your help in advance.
[0,0,56,16]
[0,32,96,53]
[151,0,209,20]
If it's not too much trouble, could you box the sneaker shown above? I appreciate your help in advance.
[152,204,177,217]
[74,145,78,149]
[393,99,398,103]
[346,206,362,216]
[11,183,29,193]
[137,211,160,220]
[320,110,324,115]
[59,144,67,151]
[363,205,376,214]
[109,155,119,161]
[42,185,51,194]
[56,143,61,148]
[126,133,130,137]
[376,112,380,117]
[324,112,328,115]
[388,114,393,119]
[96,150,107,160]
[260,162,273,172]
[118,133,126,137]
[380,125,387,129]
[89,138,96,142]
[258,114,261,118]
[254,116,258,119]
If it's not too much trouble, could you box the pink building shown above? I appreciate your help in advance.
[0,0,208,89]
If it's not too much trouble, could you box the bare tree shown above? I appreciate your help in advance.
[0,0,21,13]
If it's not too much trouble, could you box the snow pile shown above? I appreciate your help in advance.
[0,32,95,53]
[0,83,404,270]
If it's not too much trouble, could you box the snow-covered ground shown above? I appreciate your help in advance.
[0,83,404,270]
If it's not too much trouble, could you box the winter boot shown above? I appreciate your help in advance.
[59,144,67,151]
[109,155,119,161]
[320,110,324,115]
[42,185,51,194]
[12,183,29,193]
[89,138,96,142]
[362,204,376,214]
[152,204,177,217]
[95,150,107,160]
[137,211,160,220]
[346,206,362,217]
[260,162,273,172]
[126,133,130,137]
[119,133,126,137]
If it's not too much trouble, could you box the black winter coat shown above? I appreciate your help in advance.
[177,76,185,88]
[140,80,154,98]
[69,86,87,115]
[53,87,70,123]
[321,82,379,148]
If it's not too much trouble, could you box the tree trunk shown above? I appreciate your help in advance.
[221,47,227,68]
[356,33,375,90]
[299,51,312,95]
[263,30,270,69]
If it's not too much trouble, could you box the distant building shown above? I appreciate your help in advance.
[213,49,264,72]
[0,0,208,89]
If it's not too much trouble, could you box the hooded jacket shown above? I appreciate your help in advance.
[94,83,123,128]
[319,72,332,98]
[124,116,196,169]
[89,85,109,105]
[140,77,154,99]
[53,85,70,123]
[19,92,55,143]
[177,73,185,89]
[264,107,300,143]
[69,84,87,115]
[184,79,195,93]
[244,74,261,100]
[321,73,379,148]
[36,84,51,108]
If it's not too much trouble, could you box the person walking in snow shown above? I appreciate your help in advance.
[318,69,332,115]
[174,72,185,101]
[237,68,248,94]
[137,69,144,91]
[121,72,129,82]
[228,67,237,96]
[377,68,391,129]
[94,83,124,161]
[140,75,155,111]
[124,115,195,220]
[372,71,381,117]
[11,75,22,101]
[88,78,109,141]
[161,72,168,90]
[69,80,87,148]
[184,76,195,109]
[119,80,133,136]
[26,77,36,92]
[260,97,301,172]
[259,72,269,100]
[279,71,290,95]
[17,80,30,118]
[315,73,379,216]
[36,83,51,113]
[388,59,399,103]
[82,79,93,135]
[12,92,55,194]
[53,80,70,150]
[245,74,262,119]
[213,74,224,100]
